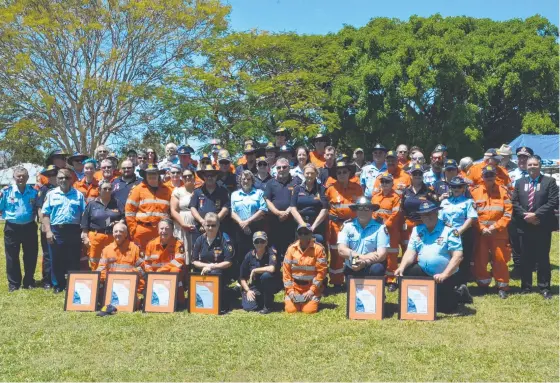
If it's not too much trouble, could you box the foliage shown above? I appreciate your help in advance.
[0,0,229,155]
[0,229,558,381]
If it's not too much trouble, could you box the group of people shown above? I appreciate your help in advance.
[2,128,558,315]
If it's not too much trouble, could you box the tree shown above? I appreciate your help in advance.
[0,0,229,155]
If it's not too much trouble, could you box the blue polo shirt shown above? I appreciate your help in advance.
[360,162,387,199]
[264,175,299,211]
[231,187,268,221]
[408,220,463,276]
[439,196,478,230]
[338,218,390,267]
[192,232,235,264]
[112,176,142,205]
[423,168,443,187]
[0,185,38,224]
[41,187,86,225]
[188,185,231,218]
[290,181,328,225]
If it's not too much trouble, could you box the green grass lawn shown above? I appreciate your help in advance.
[0,228,558,382]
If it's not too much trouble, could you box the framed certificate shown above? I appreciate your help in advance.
[189,274,221,315]
[143,272,178,313]
[64,272,100,312]
[346,276,385,320]
[103,272,139,312]
[398,277,437,321]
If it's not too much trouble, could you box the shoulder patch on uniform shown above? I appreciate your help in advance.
[179,244,185,253]
[384,226,389,235]
[452,229,459,237]
[227,244,233,252]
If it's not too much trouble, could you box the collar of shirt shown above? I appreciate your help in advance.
[52,187,77,197]
[13,185,32,196]
[111,239,132,252]
[237,187,257,197]
[206,233,222,247]
[277,175,293,186]
[352,217,380,232]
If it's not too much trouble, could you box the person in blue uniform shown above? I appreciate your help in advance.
[337,197,388,278]
[36,165,59,289]
[67,152,88,181]
[41,169,86,293]
[423,145,446,187]
[191,212,235,312]
[112,159,142,205]
[0,167,39,291]
[216,150,237,194]
[395,200,472,313]
[189,164,231,242]
[230,170,268,271]
[290,163,328,246]
[360,143,388,199]
[254,156,273,191]
[271,144,295,177]
[264,157,299,262]
[438,176,478,286]
[434,159,471,200]
[239,231,278,314]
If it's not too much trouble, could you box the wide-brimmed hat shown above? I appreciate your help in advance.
[311,133,329,143]
[243,143,258,154]
[349,196,380,211]
[497,144,512,156]
[333,159,356,175]
[449,176,468,187]
[278,144,294,154]
[484,148,502,161]
[265,142,278,151]
[200,153,211,162]
[196,164,220,177]
[67,152,88,164]
[139,164,165,178]
[417,200,441,214]
[40,165,59,177]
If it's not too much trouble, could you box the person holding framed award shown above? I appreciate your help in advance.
[394,201,472,313]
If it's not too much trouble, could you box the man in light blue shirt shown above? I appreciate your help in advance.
[423,145,446,187]
[360,144,387,199]
[41,169,86,293]
[0,167,39,291]
[395,200,472,312]
[337,196,388,280]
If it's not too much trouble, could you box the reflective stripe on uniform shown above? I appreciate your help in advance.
[477,206,504,212]
[88,257,101,262]
[170,259,182,268]
[284,259,298,265]
[312,278,321,287]
[329,267,344,274]
[478,278,492,285]
[479,220,496,225]
[387,247,399,253]
[377,209,392,215]
[292,274,314,281]
[111,264,134,270]
[497,282,508,288]
[329,244,338,250]
[311,296,320,302]
[392,206,400,212]
[317,258,327,264]
[125,212,136,217]
[284,281,294,287]
[504,213,512,218]
[474,200,485,204]
[126,199,139,207]
[139,199,170,206]
[292,265,316,272]
[503,200,511,204]
[136,212,169,218]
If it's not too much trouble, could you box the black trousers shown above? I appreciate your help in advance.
[403,264,460,313]
[4,221,38,288]
[508,221,522,268]
[241,271,278,311]
[268,217,296,263]
[40,230,52,284]
[520,229,552,290]
[49,225,81,289]
[458,228,474,285]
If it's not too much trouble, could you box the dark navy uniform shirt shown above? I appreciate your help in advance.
[36,184,56,209]
[290,181,328,224]
[433,180,471,199]
[217,173,237,195]
[192,232,235,264]
[239,246,278,280]
[254,174,273,191]
[264,175,299,211]
[235,163,258,188]
[80,197,124,232]
[402,184,437,222]
[112,176,142,206]
[188,185,231,218]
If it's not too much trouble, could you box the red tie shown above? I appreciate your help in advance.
[528,182,535,211]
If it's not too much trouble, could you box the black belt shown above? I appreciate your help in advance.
[89,228,113,235]
[6,221,35,226]
[52,224,80,229]
[294,279,311,286]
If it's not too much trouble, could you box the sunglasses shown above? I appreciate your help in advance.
[276,165,289,170]
[411,172,423,176]
[101,187,112,191]
[380,180,392,184]
[336,170,349,175]
[57,176,71,180]
[101,166,113,170]
[170,171,181,175]
[398,150,408,154]
[483,174,496,178]
[98,150,108,153]
[137,157,146,160]
[412,157,424,161]
[121,167,133,170]
[183,174,194,178]
[254,239,267,245]
[258,163,268,167]
[297,231,312,237]
[219,161,230,165]
[355,206,373,211]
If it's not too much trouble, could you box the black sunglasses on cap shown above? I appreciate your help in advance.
[254,239,267,245]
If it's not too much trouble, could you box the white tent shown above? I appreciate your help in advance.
[0,163,43,186]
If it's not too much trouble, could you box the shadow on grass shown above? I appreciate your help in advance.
[440,305,477,319]
[319,302,338,311]
[384,302,399,319]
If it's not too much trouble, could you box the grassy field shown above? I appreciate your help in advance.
[0,229,558,382]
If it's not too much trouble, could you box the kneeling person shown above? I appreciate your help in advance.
[338,197,388,279]
[97,222,145,294]
[394,201,471,313]
[144,219,186,305]
[283,224,327,314]
[239,231,278,314]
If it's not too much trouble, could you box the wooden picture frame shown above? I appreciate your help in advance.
[143,272,178,313]
[189,273,221,315]
[398,277,437,321]
[103,272,139,312]
[64,272,100,312]
[346,276,385,320]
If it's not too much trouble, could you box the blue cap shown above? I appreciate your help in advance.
[296,223,313,233]
[278,144,294,153]
[372,143,387,152]
[482,165,497,175]
[433,144,447,153]
[444,159,458,170]
[409,164,424,174]
[178,145,194,155]
[417,200,441,214]
[449,176,467,186]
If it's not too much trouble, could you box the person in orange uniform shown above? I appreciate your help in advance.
[97,221,145,295]
[163,164,184,190]
[125,164,173,253]
[471,165,513,299]
[396,144,410,169]
[94,159,119,183]
[39,150,76,186]
[283,223,328,314]
[466,148,511,187]
[371,173,402,290]
[372,150,411,196]
[309,133,328,168]
[73,159,100,203]
[324,159,363,289]
[144,219,186,306]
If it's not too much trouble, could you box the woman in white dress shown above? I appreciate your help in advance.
[170,168,196,263]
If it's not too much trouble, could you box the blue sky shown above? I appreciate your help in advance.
[225,0,558,34]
